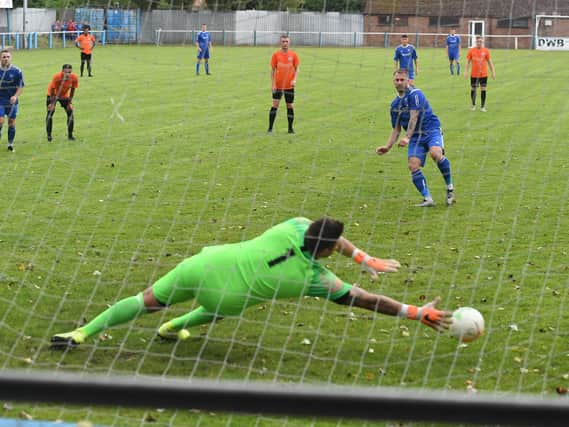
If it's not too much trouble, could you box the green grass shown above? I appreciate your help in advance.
[0,45,568,426]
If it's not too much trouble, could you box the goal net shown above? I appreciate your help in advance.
[535,14,569,50]
[0,1,568,426]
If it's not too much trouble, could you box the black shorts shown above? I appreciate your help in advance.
[272,88,295,104]
[81,52,92,61]
[471,77,488,87]
[46,96,72,111]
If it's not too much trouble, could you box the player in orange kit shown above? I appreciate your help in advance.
[465,36,495,112]
[268,35,299,134]
[75,25,96,77]
[46,64,78,141]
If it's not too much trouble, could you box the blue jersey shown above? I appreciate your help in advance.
[390,87,441,136]
[0,65,24,104]
[394,44,417,73]
[197,31,211,49]
[446,35,461,52]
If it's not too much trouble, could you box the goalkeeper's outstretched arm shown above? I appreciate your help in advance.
[335,236,401,279]
[335,288,452,332]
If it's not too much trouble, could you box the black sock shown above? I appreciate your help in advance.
[80,61,85,76]
[287,108,294,130]
[67,110,74,136]
[268,107,277,130]
[481,91,486,107]
[470,89,476,106]
[46,111,53,136]
[87,61,92,76]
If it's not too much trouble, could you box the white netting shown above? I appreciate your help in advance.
[0,1,569,426]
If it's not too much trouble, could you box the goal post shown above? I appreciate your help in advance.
[535,14,569,50]
[1,370,568,426]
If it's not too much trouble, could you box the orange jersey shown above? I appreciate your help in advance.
[271,50,299,90]
[75,33,96,54]
[47,72,79,98]
[466,47,491,78]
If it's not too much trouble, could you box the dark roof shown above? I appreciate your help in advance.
[365,1,569,17]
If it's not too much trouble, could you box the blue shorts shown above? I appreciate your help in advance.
[448,51,460,61]
[197,48,210,60]
[0,103,18,119]
[408,129,444,166]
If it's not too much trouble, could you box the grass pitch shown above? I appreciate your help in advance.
[0,45,568,426]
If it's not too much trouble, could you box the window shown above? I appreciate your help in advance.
[429,16,460,27]
[378,15,409,26]
[497,18,529,28]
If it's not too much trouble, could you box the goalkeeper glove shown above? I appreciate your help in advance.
[352,248,401,280]
[400,297,452,331]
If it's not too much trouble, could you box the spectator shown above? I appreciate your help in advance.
[67,20,76,40]
[53,20,61,36]
[61,21,68,39]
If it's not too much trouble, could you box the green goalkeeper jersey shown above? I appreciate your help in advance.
[152,217,352,315]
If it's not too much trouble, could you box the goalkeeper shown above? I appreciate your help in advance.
[51,217,451,347]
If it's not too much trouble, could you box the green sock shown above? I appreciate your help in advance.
[79,293,146,338]
[169,306,217,330]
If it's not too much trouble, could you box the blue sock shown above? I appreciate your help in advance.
[8,126,15,144]
[205,63,209,74]
[457,63,461,74]
[437,157,452,187]
[196,63,200,75]
[411,169,430,198]
[450,64,454,75]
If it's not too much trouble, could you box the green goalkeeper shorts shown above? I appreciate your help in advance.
[151,254,263,316]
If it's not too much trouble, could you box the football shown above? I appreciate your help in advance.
[449,307,485,342]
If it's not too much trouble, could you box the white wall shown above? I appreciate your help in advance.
[9,8,56,32]
[234,11,364,46]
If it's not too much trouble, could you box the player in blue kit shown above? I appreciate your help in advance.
[446,28,461,76]
[196,24,212,76]
[376,69,454,207]
[394,35,418,85]
[0,50,24,152]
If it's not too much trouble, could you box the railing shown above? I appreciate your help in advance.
[0,30,106,49]
[0,29,536,50]
[154,29,535,49]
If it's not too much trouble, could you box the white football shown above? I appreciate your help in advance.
[449,307,484,342]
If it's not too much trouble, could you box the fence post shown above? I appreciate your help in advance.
[34,32,38,49]
[318,32,322,47]
[136,8,141,43]
[353,31,357,48]
[415,32,419,47]
[48,32,52,48]
[222,29,225,46]
[384,32,389,48]
[101,31,106,45]
[155,29,160,46]
[514,36,518,50]
[253,30,256,46]
[15,33,19,49]
[62,32,66,48]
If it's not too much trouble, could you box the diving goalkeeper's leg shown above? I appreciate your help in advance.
[50,292,150,347]
[51,260,197,348]
[158,306,219,340]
